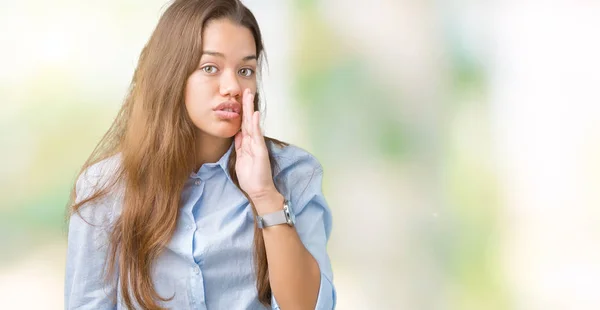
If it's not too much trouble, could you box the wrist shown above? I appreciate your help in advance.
[251,191,284,215]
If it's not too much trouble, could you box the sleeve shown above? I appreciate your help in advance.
[64,171,118,310]
[271,156,336,309]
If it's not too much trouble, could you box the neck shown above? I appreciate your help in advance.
[194,132,233,171]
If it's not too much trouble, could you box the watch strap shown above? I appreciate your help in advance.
[257,200,293,229]
[258,210,288,228]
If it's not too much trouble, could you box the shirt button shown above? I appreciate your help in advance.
[194,180,200,186]
[193,266,200,274]
[186,225,192,230]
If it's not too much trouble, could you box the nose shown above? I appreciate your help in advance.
[219,69,242,99]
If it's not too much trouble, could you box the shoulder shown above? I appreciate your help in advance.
[267,141,332,235]
[73,154,123,225]
[267,140,323,179]
[75,154,122,201]
[81,154,122,180]
[266,140,326,210]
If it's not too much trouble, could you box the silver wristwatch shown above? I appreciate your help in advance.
[257,200,295,229]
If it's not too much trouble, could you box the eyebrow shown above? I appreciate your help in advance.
[202,50,257,62]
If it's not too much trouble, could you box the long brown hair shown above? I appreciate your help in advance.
[68,0,284,308]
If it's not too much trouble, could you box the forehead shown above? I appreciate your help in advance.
[201,18,256,57]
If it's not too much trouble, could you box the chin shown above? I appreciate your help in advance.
[195,119,241,139]
[220,130,239,138]
[212,125,241,139]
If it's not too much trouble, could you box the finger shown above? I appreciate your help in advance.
[253,111,265,144]
[240,89,248,135]
[243,89,254,135]
[234,131,242,152]
[247,91,255,137]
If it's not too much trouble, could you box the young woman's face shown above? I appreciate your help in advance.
[185,18,258,139]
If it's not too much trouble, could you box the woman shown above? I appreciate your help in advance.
[64,0,335,309]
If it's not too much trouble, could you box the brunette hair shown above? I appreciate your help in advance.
[68,0,284,308]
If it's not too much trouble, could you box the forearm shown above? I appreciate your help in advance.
[253,192,321,310]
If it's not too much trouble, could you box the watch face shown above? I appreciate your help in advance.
[284,201,295,225]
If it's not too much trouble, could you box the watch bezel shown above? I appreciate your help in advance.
[283,201,295,226]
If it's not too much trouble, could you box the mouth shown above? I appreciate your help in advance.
[213,101,242,120]
[219,108,239,113]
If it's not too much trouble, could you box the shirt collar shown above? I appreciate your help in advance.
[188,141,235,182]
[217,141,235,179]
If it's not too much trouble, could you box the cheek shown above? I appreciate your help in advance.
[185,74,216,118]
[244,79,257,93]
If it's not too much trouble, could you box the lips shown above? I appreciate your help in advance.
[213,101,242,120]
[213,101,241,114]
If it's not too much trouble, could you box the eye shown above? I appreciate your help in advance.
[202,65,218,74]
[238,68,254,77]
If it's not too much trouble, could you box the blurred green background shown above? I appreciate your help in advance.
[2,0,600,309]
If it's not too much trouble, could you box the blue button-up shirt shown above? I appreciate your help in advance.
[65,142,336,309]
